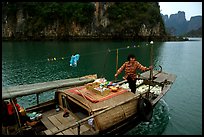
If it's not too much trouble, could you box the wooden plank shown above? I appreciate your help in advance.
[41,116,56,130]
[139,70,158,79]
[56,132,63,135]
[152,85,171,105]
[54,112,71,125]
[153,72,162,79]
[153,73,169,83]
[71,127,79,135]
[58,124,66,130]
[41,110,80,135]
[69,124,90,135]
[81,129,96,135]
[50,127,59,133]
[44,130,52,135]
[166,74,177,82]
[55,112,77,126]
[48,115,63,130]
[62,129,75,135]
[40,109,61,130]
[79,125,90,133]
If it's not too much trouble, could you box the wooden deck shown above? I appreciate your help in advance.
[41,109,92,135]
[140,70,176,84]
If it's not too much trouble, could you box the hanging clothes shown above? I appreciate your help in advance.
[69,54,80,67]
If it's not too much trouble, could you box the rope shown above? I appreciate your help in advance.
[3,43,151,87]
[45,45,140,64]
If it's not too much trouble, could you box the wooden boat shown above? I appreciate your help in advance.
[2,69,176,135]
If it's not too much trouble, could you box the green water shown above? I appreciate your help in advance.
[2,38,202,135]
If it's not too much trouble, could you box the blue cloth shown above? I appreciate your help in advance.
[70,54,80,67]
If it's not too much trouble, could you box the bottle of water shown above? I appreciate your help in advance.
[56,105,60,112]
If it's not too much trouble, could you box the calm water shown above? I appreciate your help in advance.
[2,38,202,135]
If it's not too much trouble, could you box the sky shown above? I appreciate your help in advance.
[159,2,202,21]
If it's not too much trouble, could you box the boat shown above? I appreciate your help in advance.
[2,68,176,135]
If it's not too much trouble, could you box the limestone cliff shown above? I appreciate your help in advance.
[2,2,167,41]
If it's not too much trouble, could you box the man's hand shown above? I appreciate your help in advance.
[149,65,153,70]
[146,66,153,71]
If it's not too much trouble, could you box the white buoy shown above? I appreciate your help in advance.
[150,41,153,44]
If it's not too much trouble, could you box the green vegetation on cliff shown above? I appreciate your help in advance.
[2,2,168,41]
[107,2,165,34]
[3,2,95,33]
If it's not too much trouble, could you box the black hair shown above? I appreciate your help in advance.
[127,54,135,61]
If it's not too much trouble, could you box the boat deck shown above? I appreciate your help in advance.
[140,70,176,84]
[40,109,93,135]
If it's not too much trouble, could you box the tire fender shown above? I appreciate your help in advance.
[137,97,153,122]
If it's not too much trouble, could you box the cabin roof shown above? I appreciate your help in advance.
[58,87,137,112]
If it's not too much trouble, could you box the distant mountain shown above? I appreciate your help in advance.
[183,27,202,37]
[187,16,202,32]
[161,11,202,36]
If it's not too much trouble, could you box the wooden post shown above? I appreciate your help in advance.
[150,41,153,80]
[36,93,39,105]
[147,41,154,98]
[77,122,80,135]
[115,49,118,82]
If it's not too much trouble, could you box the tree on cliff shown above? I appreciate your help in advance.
[2,2,166,40]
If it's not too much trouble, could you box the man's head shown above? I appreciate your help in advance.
[127,54,136,61]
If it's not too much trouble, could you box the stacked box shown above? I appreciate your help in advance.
[85,82,110,96]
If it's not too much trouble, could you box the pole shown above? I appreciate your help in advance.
[147,41,154,98]
[115,49,118,82]
[150,41,153,80]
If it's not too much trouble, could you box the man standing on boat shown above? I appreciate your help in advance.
[114,54,152,94]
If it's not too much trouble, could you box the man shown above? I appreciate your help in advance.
[114,54,152,93]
